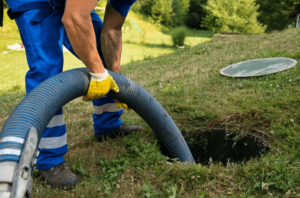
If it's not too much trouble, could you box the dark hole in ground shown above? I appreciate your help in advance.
[159,128,269,165]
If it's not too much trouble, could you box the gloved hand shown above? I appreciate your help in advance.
[115,100,130,111]
[83,70,119,101]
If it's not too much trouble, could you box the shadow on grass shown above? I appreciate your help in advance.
[124,41,175,49]
[162,29,213,38]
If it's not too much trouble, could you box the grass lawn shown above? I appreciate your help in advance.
[1,7,300,198]
[0,9,211,92]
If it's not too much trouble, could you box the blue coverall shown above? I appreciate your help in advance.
[5,0,135,170]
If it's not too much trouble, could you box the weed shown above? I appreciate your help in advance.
[142,181,159,197]
[98,157,130,196]
[161,83,184,96]
[71,164,91,177]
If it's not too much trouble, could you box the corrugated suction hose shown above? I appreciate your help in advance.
[0,68,195,163]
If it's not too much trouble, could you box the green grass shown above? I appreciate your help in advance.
[121,12,211,63]
[0,8,210,91]
[1,7,300,198]
[0,9,20,52]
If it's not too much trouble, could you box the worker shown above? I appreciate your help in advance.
[4,0,142,189]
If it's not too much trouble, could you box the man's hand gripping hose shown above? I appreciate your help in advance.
[82,69,119,101]
[82,70,130,110]
[0,127,38,198]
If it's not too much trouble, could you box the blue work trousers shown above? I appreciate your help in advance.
[15,9,123,170]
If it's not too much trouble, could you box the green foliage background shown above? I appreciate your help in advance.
[203,0,266,34]
[256,0,300,32]
[186,0,207,29]
[151,0,173,25]
[171,0,190,26]
[133,0,300,33]
[133,0,191,26]
[3,0,300,33]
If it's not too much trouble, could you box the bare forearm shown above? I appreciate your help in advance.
[62,0,105,74]
[101,29,122,72]
[100,1,125,73]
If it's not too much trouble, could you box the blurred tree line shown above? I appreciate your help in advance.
[131,0,191,26]
[203,0,266,34]
[256,0,300,31]
[132,0,300,32]
[2,0,299,32]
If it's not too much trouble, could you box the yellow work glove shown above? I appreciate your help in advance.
[83,70,119,101]
[115,100,130,111]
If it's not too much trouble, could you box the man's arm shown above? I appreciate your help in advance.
[62,0,120,102]
[62,0,105,74]
[101,1,126,73]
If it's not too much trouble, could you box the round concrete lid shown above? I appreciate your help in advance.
[220,57,298,77]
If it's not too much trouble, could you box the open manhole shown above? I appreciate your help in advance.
[159,128,269,165]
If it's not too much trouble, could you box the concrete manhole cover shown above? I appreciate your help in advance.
[220,57,297,77]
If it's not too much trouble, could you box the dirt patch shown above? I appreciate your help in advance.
[207,111,271,132]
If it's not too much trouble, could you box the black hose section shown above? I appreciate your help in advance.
[0,68,195,163]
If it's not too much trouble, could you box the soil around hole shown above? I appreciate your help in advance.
[159,128,269,165]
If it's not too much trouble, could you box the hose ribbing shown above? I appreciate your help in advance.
[0,68,194,163]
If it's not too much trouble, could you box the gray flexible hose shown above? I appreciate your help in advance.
[0,68,195,163]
